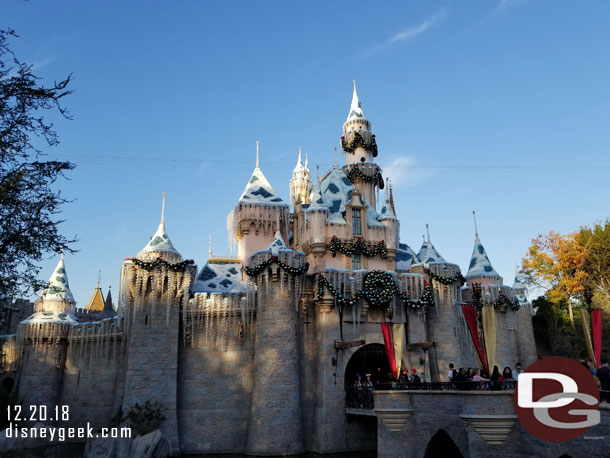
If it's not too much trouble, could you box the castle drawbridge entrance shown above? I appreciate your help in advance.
[345,343,391,412]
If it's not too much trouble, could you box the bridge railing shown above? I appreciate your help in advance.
[345,380,517,410]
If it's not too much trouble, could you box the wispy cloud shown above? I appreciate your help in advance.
[364,7,448,56]
[496,0,526,14]
[379,155,436,189]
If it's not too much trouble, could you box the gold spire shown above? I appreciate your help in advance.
[161,192,166,224]
[472,210,479,237]
[389,181,396,216]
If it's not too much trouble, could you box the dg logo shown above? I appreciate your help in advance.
[514,356,600,442]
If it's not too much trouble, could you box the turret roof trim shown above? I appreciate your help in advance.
[138,194,182,259]
[346,80,367,123]
[38,253,76,305]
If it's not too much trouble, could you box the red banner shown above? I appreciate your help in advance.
[461,305,488,373]
[380,323,397,379]
[592,309,602,368]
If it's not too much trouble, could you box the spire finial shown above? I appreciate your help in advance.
[426,224,431,243]
[97,270,101,289]
[389,180,396,215]
[333,146,338,166]
[422,234,425,242]
[472,210,478,237]
[255,141,260,169]
[305,152,309,168]
[161,192,166,224]
[353,79,357,92]
[298,146,302,164]
[208,234,213,256]
[316,165,320,183]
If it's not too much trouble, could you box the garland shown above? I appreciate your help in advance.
[128,257,195,272]
[345,164,384,188]
[329,236,387,259]
[340,131,378,157]
[315,270,434,310]
[423,268,466,286]
[243,255,309,277]
[492,292,521,311]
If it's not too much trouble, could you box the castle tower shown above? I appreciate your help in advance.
[378,180,398,270]
[341,82,382,210]
[16,254,78,414]
[245,235,306,455]
[227,142,290,265]
[464,214,515,371]
[289,146,311,207]
[513,275,537,367]
[306,180,329,272]
[465,213,503,288]
[33,252,76,314]
[119,195,196,454]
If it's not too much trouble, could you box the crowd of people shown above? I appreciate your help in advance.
[447,363,521,391]
[351,358,610,409]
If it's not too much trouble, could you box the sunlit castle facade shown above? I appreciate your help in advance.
[1,83,540,456]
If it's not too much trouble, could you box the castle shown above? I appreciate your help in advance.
[0,83,539,456]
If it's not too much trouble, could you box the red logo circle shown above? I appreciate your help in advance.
[514,356,600,442]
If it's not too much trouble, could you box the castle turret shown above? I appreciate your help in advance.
[16,254,78,416]
[306,180,328,271]
[379,180,398,269]
[465,214,503,288]
[119,194,196,454]
[289,146,311,207]
[34,253,76,314]
[341,82,383,209]
[227,142,290,265]
[513,274,537,367]
[417,226,447,266]
[245,237,306,455]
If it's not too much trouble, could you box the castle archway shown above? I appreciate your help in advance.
[344,343,392,389]
[423,429,464,458]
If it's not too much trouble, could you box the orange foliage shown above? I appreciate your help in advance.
[521,231,587,303]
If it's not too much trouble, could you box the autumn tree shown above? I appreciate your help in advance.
[0,29,75,297]
[521,231,587,326]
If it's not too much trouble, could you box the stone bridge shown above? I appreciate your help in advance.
[373,390,610,458]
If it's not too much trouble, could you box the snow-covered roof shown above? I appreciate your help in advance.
[138,220,182,260]
[38,254,76,305]
[346,81,367,123]
[417,240,447,265]
[292,148,310,175]
[192,259,246,295]
[465,235,500,279]
[269,230,287,255]
[306,180,328,213]
[378,186,396,221]
[309,166,354,224]
[237,166,287,206]
[307,165,385,227]
[396,243,420,271]
[22,311,79,325]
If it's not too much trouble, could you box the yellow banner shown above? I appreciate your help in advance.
[580,308,596,366]
[393,324,406,377]
[482,305,496,373]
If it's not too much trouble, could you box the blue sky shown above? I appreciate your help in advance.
[4,0,610,305]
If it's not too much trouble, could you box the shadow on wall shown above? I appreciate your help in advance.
[423,429,464,458]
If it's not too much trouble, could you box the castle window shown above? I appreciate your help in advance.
[352,254,361,271]
[352,209,362,235]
